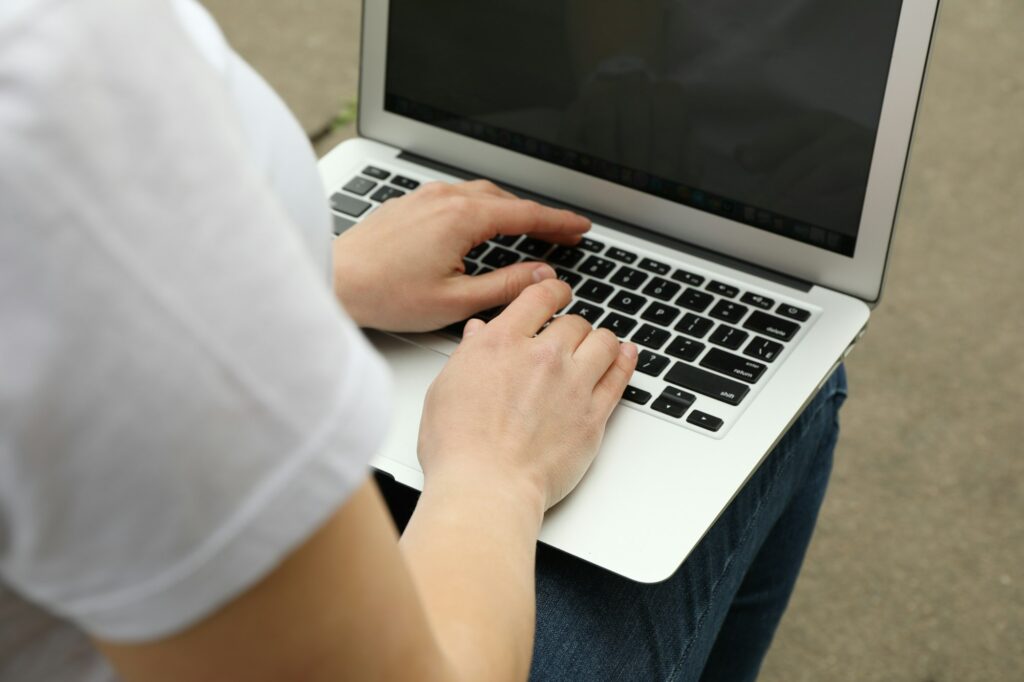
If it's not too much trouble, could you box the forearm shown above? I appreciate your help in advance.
[399,471,546,682]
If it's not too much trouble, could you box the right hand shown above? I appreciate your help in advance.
[417,279,638,512]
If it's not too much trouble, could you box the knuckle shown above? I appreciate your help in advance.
[443,194,473,216]
[527,282,558,309]
[421,181,449,196]
[531,338,563,367]
[593,328,620,355]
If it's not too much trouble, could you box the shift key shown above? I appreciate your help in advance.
[665,362,749,406]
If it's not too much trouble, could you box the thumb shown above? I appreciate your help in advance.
[454,262,557,315]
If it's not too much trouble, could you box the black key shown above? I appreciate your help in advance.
[642,277,682,301]
[607,247,638,263]
[665,362,750,406]
[332,214,356,236]
[700,348,767,384]
[741,292,775,310]
[677,287,714,312]
[651,387,696,419]
[777,304,811,322]
[343,176,377,196]
[579,256,616,279]
[548,246,585,268]
[492,235,520,247]
[687,411,724,432]
[631,324,671,350]
[641,302,681,328]
[599,313,638,338]
[707,280,739,298]
[672,269,705,286]
[675,313,714,339]
[744,336,784,363]
[609,266,649,290]
[638,258,671,275]
[622,386,652,406]
[709,300,749,324]
[578,237,605,252]
[330,192,371,217]
[636,350,670,377]
[709,324,749,350]
[665,336,705,362]
[370,185,405,203]
[568,301,604,324]
[463,260,479,275]
[482,246,520,269]
[608,290,648,315]
[577,279,614,303]
[363,166,390,180]
[467,243,488,259]
[744,311,800,342]
[517,237,554,258]
[555,268,582,288]
[391,175,420,190]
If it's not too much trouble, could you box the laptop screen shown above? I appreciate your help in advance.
[384,1,904,257]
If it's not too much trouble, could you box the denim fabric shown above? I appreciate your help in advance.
[375,365,848,682]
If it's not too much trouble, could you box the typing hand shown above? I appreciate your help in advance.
[418,279,638,511]
[332,180,590,332]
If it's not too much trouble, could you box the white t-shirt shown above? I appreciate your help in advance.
[0,1,391,679]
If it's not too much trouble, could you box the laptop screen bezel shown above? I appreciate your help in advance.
[357,0,940,304]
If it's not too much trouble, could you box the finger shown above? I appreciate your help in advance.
[592,343,639,418]
[463,318,486,338]
[492,279,572,337]
[537,314,594,353]
[572,327,625,386]
[468,197,590,245]
[450,261,557,318]
[456,179,517,200]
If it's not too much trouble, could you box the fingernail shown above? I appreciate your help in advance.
[621,343,638,359]
[532,264,556,282]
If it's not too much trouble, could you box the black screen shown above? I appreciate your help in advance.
[385,1,904,256]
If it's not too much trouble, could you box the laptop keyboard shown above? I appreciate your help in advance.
[330,164,819,438]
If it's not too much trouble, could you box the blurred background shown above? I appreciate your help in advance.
[204,1,1023,679]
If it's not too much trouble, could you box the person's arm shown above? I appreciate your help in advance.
[98,185,637,681]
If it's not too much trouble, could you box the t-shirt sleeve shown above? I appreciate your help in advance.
[0,0,391,642]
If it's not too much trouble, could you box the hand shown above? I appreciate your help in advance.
[331,180,590,332]
[417,279,638,512]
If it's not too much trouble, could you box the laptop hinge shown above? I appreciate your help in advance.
[398,151,813,293]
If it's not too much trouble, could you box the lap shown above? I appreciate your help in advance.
[529,366,848,682]
[374,367,849,682]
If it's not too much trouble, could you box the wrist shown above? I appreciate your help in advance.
[419,460,547,535]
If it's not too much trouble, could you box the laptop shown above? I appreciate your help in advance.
[318,1,939,582]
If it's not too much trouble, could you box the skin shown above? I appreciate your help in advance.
[97,180,637,682]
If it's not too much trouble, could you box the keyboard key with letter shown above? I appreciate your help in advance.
[599,313,638,338]
[568,302,604,324]
[609,291,647,315]
[700,348,767,384]
[744,311,800,342]
[642,302,681,328]
[665,362,750,406]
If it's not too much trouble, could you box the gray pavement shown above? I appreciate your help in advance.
[206,1,1023,679]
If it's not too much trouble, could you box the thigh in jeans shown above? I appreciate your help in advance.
[529,366,848,682]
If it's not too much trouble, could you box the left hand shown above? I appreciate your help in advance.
[332,180,591,332]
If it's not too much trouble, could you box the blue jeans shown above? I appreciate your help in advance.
[376,365,848,682]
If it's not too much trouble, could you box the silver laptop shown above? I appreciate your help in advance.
[318,1,939,582]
